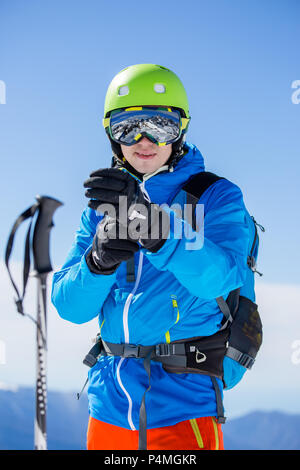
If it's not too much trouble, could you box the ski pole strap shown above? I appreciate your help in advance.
[5,196,63,316]
[5,203,39,314]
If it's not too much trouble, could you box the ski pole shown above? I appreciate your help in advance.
[5,195,63,450]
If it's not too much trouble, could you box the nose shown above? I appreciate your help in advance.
[137,137,155,147]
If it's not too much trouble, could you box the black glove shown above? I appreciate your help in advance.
[84,168,138,213]
[85,217,140,275]
[84,168,170,253]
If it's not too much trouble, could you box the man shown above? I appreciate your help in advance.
[51,64,253,450]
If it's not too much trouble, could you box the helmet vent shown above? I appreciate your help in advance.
[154,83,166,94]
[118,85,129,96]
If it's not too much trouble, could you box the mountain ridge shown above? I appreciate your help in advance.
[0,387,299,450]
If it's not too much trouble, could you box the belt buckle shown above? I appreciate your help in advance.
[124,344,140,358]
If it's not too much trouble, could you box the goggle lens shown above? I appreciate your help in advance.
[108,107,182,146]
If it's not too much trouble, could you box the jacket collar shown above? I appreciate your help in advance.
[117,142,205,205]
[141,142,206,205]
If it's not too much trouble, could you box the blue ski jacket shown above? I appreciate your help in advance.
[51,142,252,430]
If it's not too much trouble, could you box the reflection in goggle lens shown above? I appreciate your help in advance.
[110,108,181,145]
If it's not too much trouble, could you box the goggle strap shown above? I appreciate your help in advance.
[181,117,190,131]
[103,117,110,128]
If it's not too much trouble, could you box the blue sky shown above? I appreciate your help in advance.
[0,0,299,282]
[0,0,300,418]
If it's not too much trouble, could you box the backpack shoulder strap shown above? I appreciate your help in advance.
[182,171,239,327]
[181,171,225,232]
[182,171,225,203]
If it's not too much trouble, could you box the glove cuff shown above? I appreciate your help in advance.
[85,248,120,275]
[140,237,167,253]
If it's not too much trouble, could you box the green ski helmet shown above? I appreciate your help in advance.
[103,64,191,163]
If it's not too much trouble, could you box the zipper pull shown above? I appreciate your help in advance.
[139,180,151,202]
[251,216,265,232]
[255,269,263,277]
[247,255,263,277]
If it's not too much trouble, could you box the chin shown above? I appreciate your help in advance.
[130,158,151,170]
[137,163,157,174]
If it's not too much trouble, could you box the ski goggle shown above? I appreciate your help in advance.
[103,106,190,146]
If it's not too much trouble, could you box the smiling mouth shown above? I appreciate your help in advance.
[135,152,156,159]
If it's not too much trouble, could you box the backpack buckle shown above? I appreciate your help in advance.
[239,353,255,369]
[156,343,173,357]
[123,344,140,358]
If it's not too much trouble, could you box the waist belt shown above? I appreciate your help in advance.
[82,331,228,450]
[85,340,187,368]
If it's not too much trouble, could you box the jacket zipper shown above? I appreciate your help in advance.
[123,251,144,342]
[116,250,144,430]
[115,177,151,429]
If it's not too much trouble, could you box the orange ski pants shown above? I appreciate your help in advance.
[87,416,224,450]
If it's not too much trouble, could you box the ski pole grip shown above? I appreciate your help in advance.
[32,195,63,274]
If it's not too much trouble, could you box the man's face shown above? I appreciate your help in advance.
[120,137,172,175]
